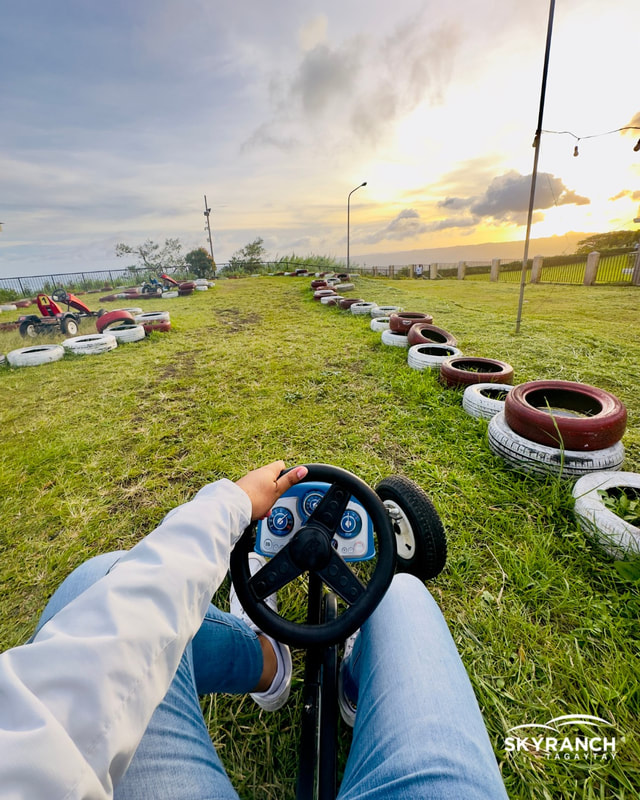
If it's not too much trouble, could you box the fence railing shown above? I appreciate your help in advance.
[1,252,638,298]
[356,249,639,286]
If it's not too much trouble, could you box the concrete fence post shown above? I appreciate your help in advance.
[632,249,640,286]
[584,251,600,286]
[490,259,500,282]
[410,264,415,278]
[390,265,395,279]
[531,255,544,283]
[430,263,438,280]
[457,261,466,280]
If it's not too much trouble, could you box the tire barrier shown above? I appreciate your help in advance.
[407,344,462,371]
[462,383,514,420]
[488,411,624,478]
[573,471,640,558]
[504,380,627,452]
[7,345,65,367]
[62,334,118,355]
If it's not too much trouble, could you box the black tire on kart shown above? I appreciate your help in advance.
[375,476,447,580]
[19,320,39,338]
[61,317,79,336]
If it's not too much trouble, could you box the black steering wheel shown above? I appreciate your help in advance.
[230,464,396,647]
[51,288,70,304]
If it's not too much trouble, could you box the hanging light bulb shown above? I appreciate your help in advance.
[634,138,640,152]
[573,144,579,157]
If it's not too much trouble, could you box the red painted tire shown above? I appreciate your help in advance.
[407,323,457,347]
[439,356,514,388]
[311,280,328,289]
[96,309,135,333]
[338,298,364,310]
[142,321,172,333]
[504,380,627,451]
[14,300,33,308]
[314,291,336,302]
[178,288,194,296]
[99,294,119,302]
[179,281,197,290]
[389,312,434,332]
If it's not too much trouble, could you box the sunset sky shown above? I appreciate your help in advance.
[1,0,639,276]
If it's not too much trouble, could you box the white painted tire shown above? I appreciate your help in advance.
[163,291,179,299]
[194,278,209,286]
[381,329,409,348]
[195,285,208,291]
[370,317,391,332]
[408,344,462,371]
[109,324,146,343]
[462,383,514,419]
[488,411,624,478]
[371,305,403,318]
[62,334,118,355]
[351,302,377,316]
[334,283,355,291]
[135,311,170,324]
[7,345,65,367]
[321,295,342,305]
[0,304,18,312]
[117,307,144,315]
[573,472,640,558]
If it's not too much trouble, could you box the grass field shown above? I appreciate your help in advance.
[1,276,639,799]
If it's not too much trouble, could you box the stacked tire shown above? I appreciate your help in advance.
[135,311,171,333]
[488,380,626,478]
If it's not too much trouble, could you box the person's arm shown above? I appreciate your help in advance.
[0,462,306,800]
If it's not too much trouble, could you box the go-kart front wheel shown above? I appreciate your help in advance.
[376,476,447,581]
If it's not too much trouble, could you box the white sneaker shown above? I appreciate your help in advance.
[338,630,359,727]
[229,552,292,711]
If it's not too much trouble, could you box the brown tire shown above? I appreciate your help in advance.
[338,298,364,310]
[439,356,514,388]
[389,312,433,332]
[407,323,457,347]
[142,321,172,333]
[504,380,627,451]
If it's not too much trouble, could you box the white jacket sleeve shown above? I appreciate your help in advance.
[0,478,252,800]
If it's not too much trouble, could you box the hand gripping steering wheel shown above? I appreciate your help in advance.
[230,464,396,647]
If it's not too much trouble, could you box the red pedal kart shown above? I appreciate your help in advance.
[17,289,100,338]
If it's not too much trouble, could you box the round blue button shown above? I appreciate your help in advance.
[267,507,295,536]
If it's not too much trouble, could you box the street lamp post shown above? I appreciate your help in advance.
[347,182,367,272]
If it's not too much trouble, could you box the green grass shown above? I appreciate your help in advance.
[1,277,639,798]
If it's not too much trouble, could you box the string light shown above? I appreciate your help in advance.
[540,124,640,157]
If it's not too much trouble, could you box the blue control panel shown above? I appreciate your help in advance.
[256,481,375,562]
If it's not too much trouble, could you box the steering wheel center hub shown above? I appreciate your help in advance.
[290,526,332,571]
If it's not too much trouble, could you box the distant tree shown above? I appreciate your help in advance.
[227,237,267,274]
[115,238,185,272]
[575,230,640,255]
[185,247,215,278]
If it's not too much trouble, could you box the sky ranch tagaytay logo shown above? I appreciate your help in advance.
[504,715,617,762]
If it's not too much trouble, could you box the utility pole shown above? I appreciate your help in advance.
[203,195,216,276]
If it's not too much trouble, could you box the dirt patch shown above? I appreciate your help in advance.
[215,308,262,333]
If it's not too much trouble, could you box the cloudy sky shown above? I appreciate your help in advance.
[1,0,639,277]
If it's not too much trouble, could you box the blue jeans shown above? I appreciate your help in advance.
[34,553,508,799]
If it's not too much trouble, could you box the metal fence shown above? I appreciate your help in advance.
[534,250,636,285]
[1,252,637,297]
